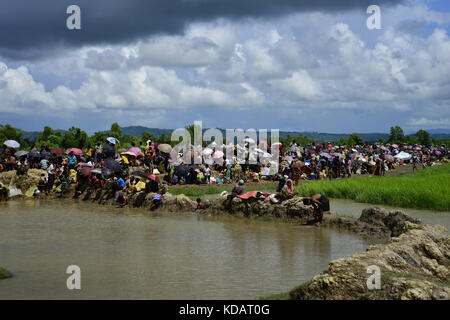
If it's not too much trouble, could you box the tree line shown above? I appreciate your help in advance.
[0,123,447,151]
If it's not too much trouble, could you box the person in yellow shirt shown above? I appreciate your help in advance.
[134,178,146,192]
[121,155,130,165]
[85,145,93,160]
[69,169,77,183]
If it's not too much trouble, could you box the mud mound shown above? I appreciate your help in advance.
[359,207,422,237]
[323,207,423,240]
[210,195,315,223]
[289,224,450,300]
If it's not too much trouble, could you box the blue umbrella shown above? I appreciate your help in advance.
[107,137,119,145]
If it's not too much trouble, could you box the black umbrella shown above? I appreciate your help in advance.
[29,150,40,158]
[102,158,122,178]
[131,171,148,179]
[174,164,190,177]
[103,144,115,159]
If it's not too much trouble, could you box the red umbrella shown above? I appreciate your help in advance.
[51,148,63,155]
[79,167,92,176]
[146,173,160,182]
[66,148,83,156]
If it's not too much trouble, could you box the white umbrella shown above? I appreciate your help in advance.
[121,151,137,157]
[202,148,213,155]
[394,151,412,160]
[212,151,224,159]
[3,140,20,148]
[158,144,172,153]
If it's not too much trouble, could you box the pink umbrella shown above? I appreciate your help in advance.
[414,146,421,151]
[65,148,83,156]
[212,151,224,158]
[128,147,142,156]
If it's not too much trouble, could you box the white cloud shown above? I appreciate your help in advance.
[1,3,450,131]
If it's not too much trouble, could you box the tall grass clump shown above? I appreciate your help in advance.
[294,164,450,211]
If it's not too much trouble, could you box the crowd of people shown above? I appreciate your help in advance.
[0,137,448,221]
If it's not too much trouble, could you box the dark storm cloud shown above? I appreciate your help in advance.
[1,0,404,59]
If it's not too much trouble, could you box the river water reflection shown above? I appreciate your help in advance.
[0,200,370,299]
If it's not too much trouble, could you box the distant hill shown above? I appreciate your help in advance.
[120,127,391,142]
[280,131,391,142]
[121,126,173,138]
[426,128,450,135]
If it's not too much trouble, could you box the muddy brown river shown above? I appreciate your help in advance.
[0,200,370,299]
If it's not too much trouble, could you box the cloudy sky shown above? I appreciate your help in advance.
[0,0,449,133]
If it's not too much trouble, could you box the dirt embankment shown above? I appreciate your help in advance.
[289,208,449,300]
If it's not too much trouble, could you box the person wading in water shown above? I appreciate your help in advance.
[303,193,330,227]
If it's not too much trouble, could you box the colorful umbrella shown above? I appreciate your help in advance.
[319,152,332,160]
[65,148,83,156]
[3,140,20,148]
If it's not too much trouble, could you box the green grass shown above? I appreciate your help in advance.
[295,164,450,211]
[169,185,276,197]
